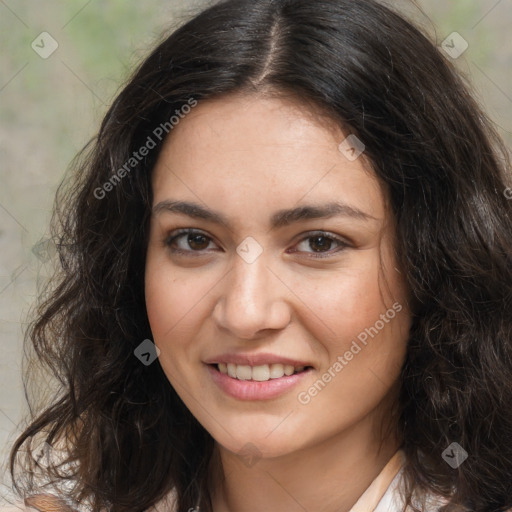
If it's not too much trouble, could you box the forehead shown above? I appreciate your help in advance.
[151,92,386,223]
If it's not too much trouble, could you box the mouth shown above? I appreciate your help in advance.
[206,362,313,400]
[210,362,313,381]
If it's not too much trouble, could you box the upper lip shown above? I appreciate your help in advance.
[204,352,313,368]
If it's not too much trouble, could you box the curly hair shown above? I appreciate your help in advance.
[9,0,512,511]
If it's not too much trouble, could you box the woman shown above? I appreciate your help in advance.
[7,0,512,511]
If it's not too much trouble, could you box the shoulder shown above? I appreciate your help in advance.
[0,483,178,512]
[0,494,78,512]
[376,469,512,512]
[374,468,450,512]
[0,490,178,512]
[150,488,178,512]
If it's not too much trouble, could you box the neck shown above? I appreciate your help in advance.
[208,398,402,512]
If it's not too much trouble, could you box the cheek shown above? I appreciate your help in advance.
[144,267,207,386]
[292,257,394,345]
[291,264,409,433]
[290,249,410,389]
[144,254,201,344]
[144,253,223,368]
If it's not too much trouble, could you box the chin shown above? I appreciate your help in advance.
[218,435,300,461]
[204,413,309,459]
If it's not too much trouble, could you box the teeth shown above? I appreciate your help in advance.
[252,364,270,381]
[284,364,294,376]
[216,363,308,381]
[227,363,237,378]
[236,365,252,380]
[269,363,285,378]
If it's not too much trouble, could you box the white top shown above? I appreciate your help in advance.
[0,450,454,511]
[348,450,449,512]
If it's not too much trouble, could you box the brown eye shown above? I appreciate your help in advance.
[187,233,210,250]
[291,231,349,258]
[164,229,217,254]
[309,235,334,252]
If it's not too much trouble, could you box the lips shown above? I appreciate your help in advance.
[206,363,313,400]
[204,352,313,368]
[204,352,314,400]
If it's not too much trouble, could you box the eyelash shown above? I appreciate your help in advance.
[163,228,350,259]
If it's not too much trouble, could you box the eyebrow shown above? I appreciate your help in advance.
[152,199,376,229]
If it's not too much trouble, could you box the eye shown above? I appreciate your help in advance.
[164,229,218,255]
[290,231,350,258]
[164,229,350,259]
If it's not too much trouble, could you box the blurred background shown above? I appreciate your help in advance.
[0,0,511,505]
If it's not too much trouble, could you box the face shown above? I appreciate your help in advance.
[145,92,411,458]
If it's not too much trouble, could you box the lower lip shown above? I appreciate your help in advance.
[206,364,312,400]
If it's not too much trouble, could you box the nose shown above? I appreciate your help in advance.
[212,252,291,340]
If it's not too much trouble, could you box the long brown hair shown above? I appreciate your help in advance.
[9,0,512,511]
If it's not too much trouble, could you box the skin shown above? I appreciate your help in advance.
[145,91,412,512]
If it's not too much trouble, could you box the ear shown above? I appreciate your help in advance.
[24,494,78,512]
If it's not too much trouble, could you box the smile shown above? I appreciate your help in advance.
[207,363,313,400]
[216,362,309,381]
